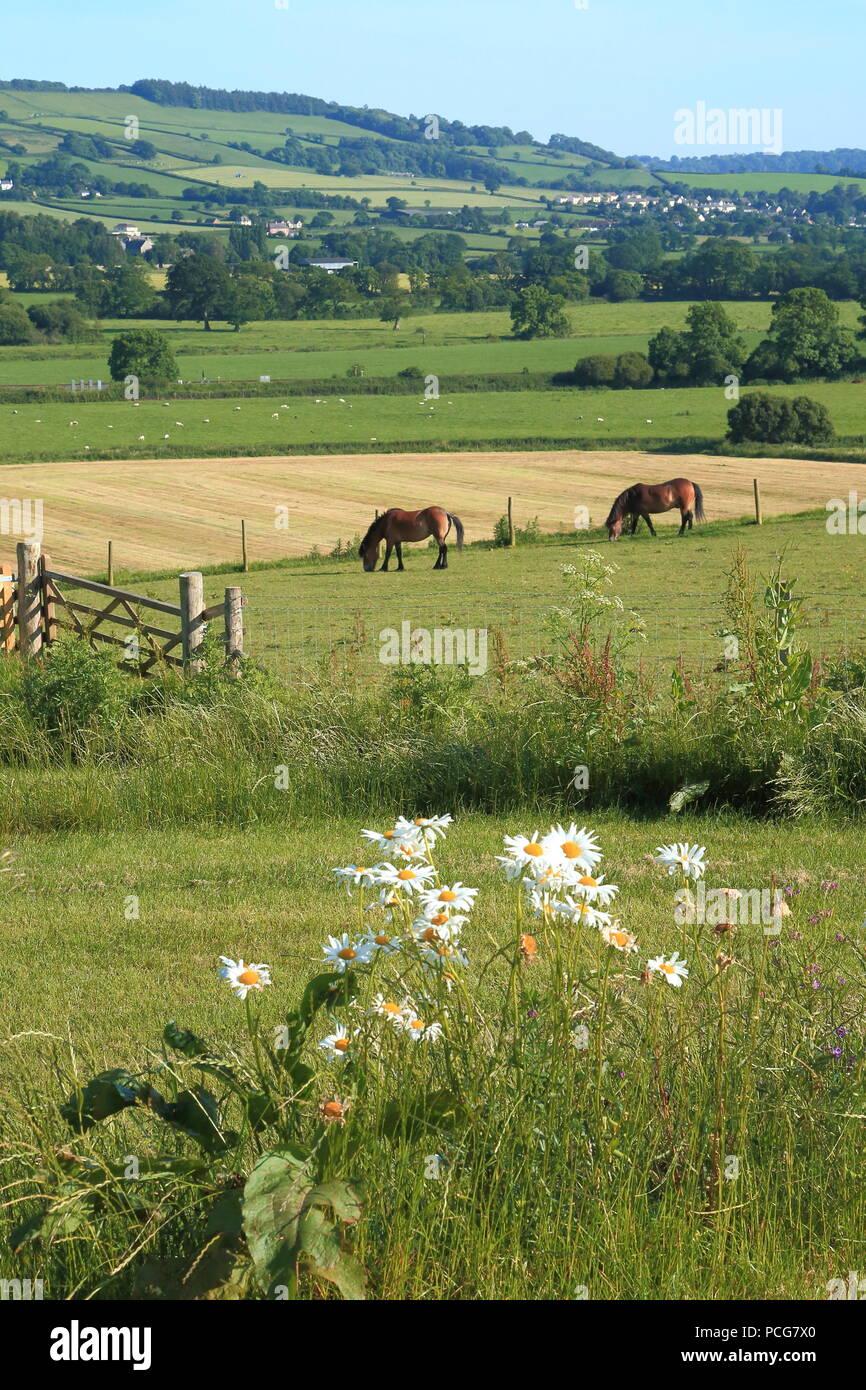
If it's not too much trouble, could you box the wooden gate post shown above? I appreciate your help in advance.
[0,566,14,653]
[16,540,42,658]
[39,552,58,645]
[179,570,205,673]
[507,496,515,547]
[753,477,763,526]
[224,586,244,673]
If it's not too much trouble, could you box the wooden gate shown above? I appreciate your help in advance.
[8,541,245,674]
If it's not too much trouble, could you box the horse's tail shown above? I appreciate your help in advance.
[448,512,465,550]
[693,483,705,523]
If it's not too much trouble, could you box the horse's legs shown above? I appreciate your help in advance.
[642,512,657,537]
[435,542,447,569]
[380,540,392,572]
[678,508,693,536]
[395,541,405,571]
[629,513,638,535]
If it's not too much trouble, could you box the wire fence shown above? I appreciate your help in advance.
[241,586,866,681]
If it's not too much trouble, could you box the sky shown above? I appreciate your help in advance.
[0,0,863,157]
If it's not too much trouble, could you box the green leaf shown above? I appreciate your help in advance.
[163,1020,210,1058]
[59,1069,153,1132]
[242,1147,366,1301]
[668,780,710,813]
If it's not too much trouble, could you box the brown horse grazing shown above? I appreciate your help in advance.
[605,478,705,540]
[359,506,465,572]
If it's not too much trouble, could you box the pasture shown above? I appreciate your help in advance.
[3,377,866,465]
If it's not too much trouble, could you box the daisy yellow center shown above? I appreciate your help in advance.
[414,817,426,825]
[374,934,391,945]
[356,867,367,874]
[322,1101,343,1119]
[611,931,629,948]
[579,875,597,886]
[524,843,543,857]
[659,962,675,974]
[383,831,394,838]
[238,969,260,986]
[397,868,415,880]
[409,1019,424,1030]
[439,890,457,902]
[334,1037,350,1051]
[430,912,448,926]
[383,1002,401,1014]
[561,842,582,859]
[338,948,356,960]
[421,927,438,942]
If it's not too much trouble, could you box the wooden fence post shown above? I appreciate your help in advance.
[179,570,205,673]
[507,496,515,547]
[39,553,58,645]
[224,586,244,673]
[107,540,114,587]
[16,540,42,658]
[0,568,14,653]
[753,477,763,526]
[241,519,249,573]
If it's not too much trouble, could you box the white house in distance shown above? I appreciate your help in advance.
[110,222,140,238]
[305,257,358,273]
[0,177,14,192]
[266,218,303,237]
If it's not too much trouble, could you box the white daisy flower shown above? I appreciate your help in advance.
[369,994,410,1027]
[360,826,411,857]
[418,882,478,915]
[498,831,551,872]
[541,824,603,873]
[366,886,405,922]
[401,1015,444,1043]
[331,863,380,895]
[394,813,453,845]
[420,940,469,970]
[412,913,467,944]
[362,929,402,954]
[376,862,437,893]
[566,873,619,907]
[218,957,272,1000]
[321,933,374,973]
[654,843,706,880]
[599,922,638,954]
[647,952,690,986]
[319,1025,356,1060]
[552,896,612,930]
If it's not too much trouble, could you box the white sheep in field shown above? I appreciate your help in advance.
[272,412,279,418]
[138,435,145,441]
[163,433,170,439]
[68,420,78,426]
[597,417,605,422]
[645,418,653,424]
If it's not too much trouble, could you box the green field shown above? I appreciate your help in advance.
[5,298,857,388]
[3,378,865,462]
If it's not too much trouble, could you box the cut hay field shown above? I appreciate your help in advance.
[4,447,865,574]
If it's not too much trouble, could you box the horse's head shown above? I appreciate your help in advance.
[359,517,381,571]
[605,512,623,541]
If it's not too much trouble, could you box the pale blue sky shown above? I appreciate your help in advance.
[1,0,862,156]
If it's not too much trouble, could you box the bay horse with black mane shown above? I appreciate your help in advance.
[605,478,705,540]
[359,506,464,571]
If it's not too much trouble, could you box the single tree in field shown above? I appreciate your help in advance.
[510,284,569,339]
[681,302,747,384]
[166,253,230,330]
[108,328,178,384]
[746,287,858,381]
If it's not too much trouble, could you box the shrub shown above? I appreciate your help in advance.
[21,636,131,742]
[613,351,653,388]
[727,391,834,445]
[574,353,617,387]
